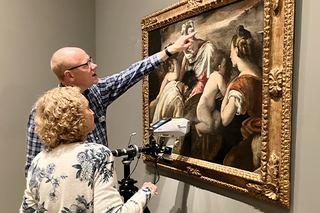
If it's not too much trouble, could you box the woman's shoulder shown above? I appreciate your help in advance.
[230,74,262,92]
[79,143,110,150]
[59,142,111,155]
[236,74,261,82]
[73,143,113,160]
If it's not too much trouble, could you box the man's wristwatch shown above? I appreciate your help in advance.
[164,46,173,57]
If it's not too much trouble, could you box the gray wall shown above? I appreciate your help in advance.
[0,0,95,212]
[1,0,319,212]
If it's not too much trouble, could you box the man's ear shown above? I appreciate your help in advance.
[64,70,74,82]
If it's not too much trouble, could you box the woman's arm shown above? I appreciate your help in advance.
[217,73,227,97]
[94,152,156,213]
[221,96,237,126]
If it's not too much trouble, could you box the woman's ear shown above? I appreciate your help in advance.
[235,46,239,56]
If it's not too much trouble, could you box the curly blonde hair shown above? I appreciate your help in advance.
[35,87,87,148]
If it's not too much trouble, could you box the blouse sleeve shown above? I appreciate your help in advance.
[19,188,38,212]
[19,156,40,212]
[228,90,243,115]
[93,151,155,213]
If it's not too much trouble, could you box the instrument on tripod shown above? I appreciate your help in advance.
[111,118,190,213]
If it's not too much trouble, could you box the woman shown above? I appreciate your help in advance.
[220,25,262,171]
[179,20,216,99]
[20,87,157,213]
[149,58,180,121]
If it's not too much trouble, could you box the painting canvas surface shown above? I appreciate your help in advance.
[148,0,264,172]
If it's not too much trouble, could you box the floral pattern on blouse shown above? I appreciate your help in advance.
[72,145,114,188]
[20,143,154,213]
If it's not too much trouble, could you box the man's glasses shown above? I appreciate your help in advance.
[68,57,93,70]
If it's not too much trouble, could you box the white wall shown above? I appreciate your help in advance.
[291,0,320,212]
[0,1,95,212]
[1,0,320,212]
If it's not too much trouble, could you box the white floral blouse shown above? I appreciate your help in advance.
[20,143,155,212]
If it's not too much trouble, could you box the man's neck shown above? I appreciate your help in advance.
[60,82,88,94]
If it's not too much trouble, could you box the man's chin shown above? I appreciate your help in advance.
[93,78,99,85]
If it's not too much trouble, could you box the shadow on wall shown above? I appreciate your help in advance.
[145,165,290,213]
[169,182,190,213]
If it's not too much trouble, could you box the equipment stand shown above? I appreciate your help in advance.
[118,155,151,213]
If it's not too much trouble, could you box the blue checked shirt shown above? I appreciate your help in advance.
[25,53,163,177]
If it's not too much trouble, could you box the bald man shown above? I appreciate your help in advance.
[24,32,197,177]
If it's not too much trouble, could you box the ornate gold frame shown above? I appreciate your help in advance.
[141,0,294,208]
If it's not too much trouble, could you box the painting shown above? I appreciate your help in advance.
[141,0,294,208]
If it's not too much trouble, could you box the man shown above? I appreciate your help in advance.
[25,31,197,177]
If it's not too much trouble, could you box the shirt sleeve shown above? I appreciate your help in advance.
[96,53,163,108]
[25,105,45,178]
[93,152,155,213]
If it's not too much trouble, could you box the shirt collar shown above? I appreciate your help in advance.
[58,82,90,96]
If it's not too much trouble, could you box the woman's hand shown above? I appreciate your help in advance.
[142,182,158,194]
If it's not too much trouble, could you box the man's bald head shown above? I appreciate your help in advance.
[50,47,86,81]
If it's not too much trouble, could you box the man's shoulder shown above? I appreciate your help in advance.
[28,101,38,118]
[87,84,101,96]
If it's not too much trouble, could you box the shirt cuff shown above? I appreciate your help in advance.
[155,53,164,66]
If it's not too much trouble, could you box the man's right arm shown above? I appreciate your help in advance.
[25,106,44,178]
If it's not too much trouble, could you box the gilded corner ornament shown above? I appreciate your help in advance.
[265,154,280,199]
[246,154,280,200]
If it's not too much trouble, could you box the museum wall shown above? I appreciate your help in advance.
[0,1,95,212]
[1,0,319,212]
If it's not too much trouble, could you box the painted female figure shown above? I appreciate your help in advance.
[179,20,216,99]
[220,25,262,172]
